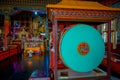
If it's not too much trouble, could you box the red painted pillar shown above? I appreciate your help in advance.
[107,22,111,78]
[4,15,10,46]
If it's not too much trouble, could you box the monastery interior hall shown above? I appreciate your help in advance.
[0,0,120,80]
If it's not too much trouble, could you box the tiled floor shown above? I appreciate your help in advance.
[0,53,120,80]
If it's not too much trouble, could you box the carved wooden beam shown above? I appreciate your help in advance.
[48,8,120,22]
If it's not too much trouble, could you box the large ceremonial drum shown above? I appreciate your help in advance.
[60,24,105,72]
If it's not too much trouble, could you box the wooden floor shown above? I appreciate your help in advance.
[0,53,44,80]
[0,52,120,80]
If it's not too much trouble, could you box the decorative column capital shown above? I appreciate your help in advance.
[1,8,12,20]
[4,15,10,20]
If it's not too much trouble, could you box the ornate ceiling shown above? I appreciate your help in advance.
[0,0,119,7]
[0,0,119,15]
[0,0,61,7]
[0,0,61,15]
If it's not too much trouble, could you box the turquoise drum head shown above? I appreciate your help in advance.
[60,24,105,72]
